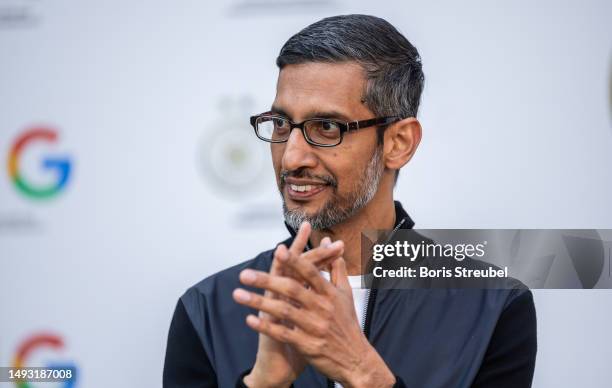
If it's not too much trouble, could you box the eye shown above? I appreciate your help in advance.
[322,121,340,132]
[273,117,289,129]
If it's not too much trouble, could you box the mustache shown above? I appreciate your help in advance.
[280,169,338,188]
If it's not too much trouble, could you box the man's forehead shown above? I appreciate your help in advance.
[273,62,369,121]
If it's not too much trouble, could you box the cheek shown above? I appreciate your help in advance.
[327,144,371,190]
[336,164,358,189]
[319,151,351,187]
[270,144,285,187]
[270,144,283,169]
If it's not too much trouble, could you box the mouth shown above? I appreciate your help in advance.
[285,182,328,201]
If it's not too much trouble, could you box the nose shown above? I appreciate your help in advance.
[281,127,318,172]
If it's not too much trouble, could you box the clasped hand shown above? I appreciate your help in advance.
[232,222,395,388]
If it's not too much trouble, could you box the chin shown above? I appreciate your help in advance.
[286,195,333,216]
[285,200,319,214]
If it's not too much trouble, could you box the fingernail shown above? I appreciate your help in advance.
[330,240,343,249]
[233,288,251,302]
[322,237,331,247]
[246,315,260,327]
[240,269,257,283]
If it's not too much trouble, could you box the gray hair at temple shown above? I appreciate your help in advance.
[276,14,425,125]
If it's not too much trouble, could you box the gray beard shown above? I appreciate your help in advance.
[282,145,385,231]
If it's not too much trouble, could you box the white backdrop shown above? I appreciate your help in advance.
[1,1,611,387]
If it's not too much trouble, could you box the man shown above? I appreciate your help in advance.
[163,14,537,388]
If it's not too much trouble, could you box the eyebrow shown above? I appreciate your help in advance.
[270,105,352,122]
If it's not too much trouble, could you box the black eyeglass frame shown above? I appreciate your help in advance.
[249,112,402,147]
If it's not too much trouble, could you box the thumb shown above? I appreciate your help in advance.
[331,257,351,292]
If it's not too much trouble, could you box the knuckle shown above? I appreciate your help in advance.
[313,321,329,336]
[280,304,293,319]
[319,320,330,333]
[278,327,291,342]
[251,294,262,307]
[327,291,339,303]
[286,282,301,299]
[258,318,269,331]
[254,272,267,287]
[319,300,333,315]
[302,343,316,356]
[312,339,325,355]
[304,264,318,279]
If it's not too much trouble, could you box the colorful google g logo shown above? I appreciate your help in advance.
[12,333,78,388]
[7,127,72,199]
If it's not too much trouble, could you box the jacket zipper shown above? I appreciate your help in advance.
[361,218,406,341]
[327,218,407,388]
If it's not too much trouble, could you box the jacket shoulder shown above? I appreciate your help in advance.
[176,248,278,359]
[187,247,276,299]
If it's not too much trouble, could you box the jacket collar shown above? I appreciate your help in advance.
[284,200,415,238]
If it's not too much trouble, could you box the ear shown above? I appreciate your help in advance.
[382,117,422,170]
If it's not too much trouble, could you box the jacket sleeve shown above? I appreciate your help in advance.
[470,290,538,388]
[163,298,218,388]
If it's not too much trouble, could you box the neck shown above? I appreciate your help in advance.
[309,192,396,275]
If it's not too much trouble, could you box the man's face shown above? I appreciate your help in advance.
[271,62,385,230]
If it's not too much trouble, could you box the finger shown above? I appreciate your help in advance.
[331,257,352,292]
[300,240,344,269]
[318,236,334,272]
[275,243,304,284]
[265,244,290,300]
[271,244,304,328]
[245,314,310,347]
[234,288,328,333]
[320,236,331,247]
[272,244,290,276]
[278,250,333,295]
[289,222,312,258]
[239,269,315,306]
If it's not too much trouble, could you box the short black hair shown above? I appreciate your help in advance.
[277,14,424,118]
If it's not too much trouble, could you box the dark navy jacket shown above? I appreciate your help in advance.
[163,202,537,387]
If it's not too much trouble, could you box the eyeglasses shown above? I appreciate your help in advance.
[250,112,402,147]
